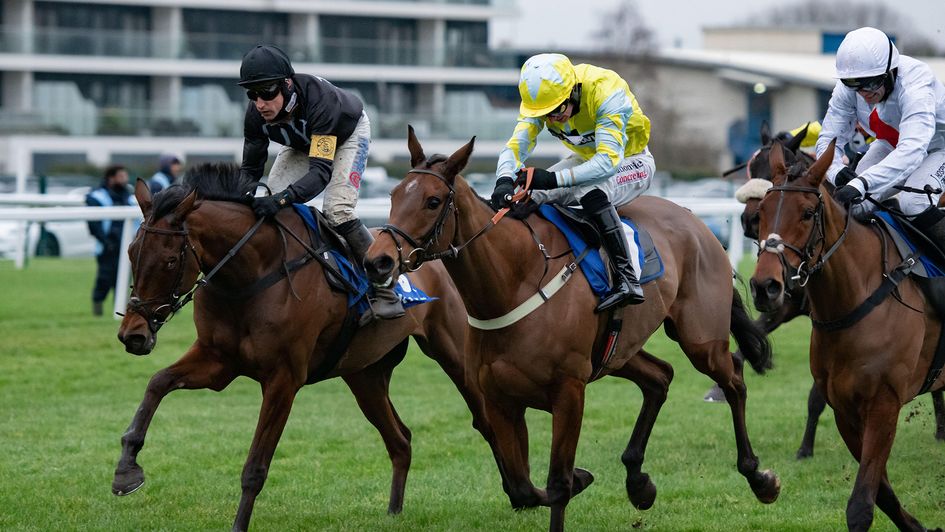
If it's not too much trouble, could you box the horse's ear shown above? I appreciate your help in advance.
[785,122,809,154]
[760,120,772,146]
[134,178,152,218]
[407,124,426,169]
[443,136,476,181]
[170,189,198,224]
[807,138,835,187]
[768,140,787,185]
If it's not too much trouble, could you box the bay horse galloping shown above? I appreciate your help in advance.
[364,129,779,531]
[739,124,945,458]
[113,163,500,531]
[750,141,944,531]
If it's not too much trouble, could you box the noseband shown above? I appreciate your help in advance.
[759,184,850,287]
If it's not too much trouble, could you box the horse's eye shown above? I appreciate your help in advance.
[426,196,442,209]
[802,208,816,220]
[166,257,177,270]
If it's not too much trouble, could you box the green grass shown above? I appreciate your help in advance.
[0,258,943,531]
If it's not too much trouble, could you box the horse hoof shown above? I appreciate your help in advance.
[751,469,780,504]
[626,472,657,510]
[387,504,403,515]
[795,447,813,460]
[112,465,145,496]
[571,468,595,498]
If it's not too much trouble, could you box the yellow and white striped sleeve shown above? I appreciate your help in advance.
[496,116,544,179]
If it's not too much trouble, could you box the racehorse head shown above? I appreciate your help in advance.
[749,139,836,312]
[364,125,474,284]
[117,163,255,355]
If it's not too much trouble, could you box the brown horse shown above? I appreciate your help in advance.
[363,129,779,531]
[739,129,945,458]
[750,141,945,531]
[113,163,501,531]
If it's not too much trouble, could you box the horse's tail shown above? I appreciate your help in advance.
[730,287,773,374]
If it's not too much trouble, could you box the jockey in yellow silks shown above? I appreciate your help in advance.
[491,53,655,312]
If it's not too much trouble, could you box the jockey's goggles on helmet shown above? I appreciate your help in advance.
[246,82,282,101]
[545,100,570,120]
[841,74,886,92]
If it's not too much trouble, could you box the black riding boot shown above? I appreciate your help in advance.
[581,190,644,313]
[339,220,406,322]
[912,206,945,262]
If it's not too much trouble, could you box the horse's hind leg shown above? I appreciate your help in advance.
[232,370,300,532]
[343,341,413,515]
[609,349,674,510]
[932,390,945,441]
[876,474,934,532]
[113,343,235,496]
[674,332,779,504]
[796,383,827,459]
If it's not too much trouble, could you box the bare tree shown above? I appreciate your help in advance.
[744,0,942,56]
[594,0,658,56]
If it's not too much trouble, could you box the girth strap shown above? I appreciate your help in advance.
[811,255,917,331]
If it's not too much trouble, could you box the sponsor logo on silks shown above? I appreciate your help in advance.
[309,134,337,160]
[349,171,361,189]
[616,171,647,185]
[549,128,595,146]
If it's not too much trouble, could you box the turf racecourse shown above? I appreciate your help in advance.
[1,258,943,531]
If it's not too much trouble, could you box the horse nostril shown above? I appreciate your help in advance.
[764,279,782,300]
[368,255,395,276]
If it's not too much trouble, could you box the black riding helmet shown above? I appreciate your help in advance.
[238,44,294,87]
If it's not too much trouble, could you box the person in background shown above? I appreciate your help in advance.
[491,53,656,312]
[86,165,132,316]
[148,153,182,195]
[237,43,403,322]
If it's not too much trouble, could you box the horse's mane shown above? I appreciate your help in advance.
[151,162,256,220]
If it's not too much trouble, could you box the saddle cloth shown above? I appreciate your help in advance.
[538,204,664,297]
[292,204,436,314]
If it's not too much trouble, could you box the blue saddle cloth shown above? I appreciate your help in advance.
[538,204,664,297]
[874,211,945,278]
[292,205,437,313]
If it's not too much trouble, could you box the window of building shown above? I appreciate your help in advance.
[445,21,489,67]
[182,9,289,60]
[34,1,151,56]
[320,16,418,65]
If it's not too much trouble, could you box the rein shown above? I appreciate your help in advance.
[126,216,265,333]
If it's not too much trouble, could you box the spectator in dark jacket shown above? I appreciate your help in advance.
[148,153,182,195]
[86,165,132,316]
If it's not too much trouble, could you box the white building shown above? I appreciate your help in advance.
[0,0,551,190]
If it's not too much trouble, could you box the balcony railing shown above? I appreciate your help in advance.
[0,105,519,141]
[0,26,518,68]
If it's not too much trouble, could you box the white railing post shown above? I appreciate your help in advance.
[113,217,137,319]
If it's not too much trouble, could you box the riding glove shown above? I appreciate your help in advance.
[835,167,858,188]
[253,190,294,218]
[833,185,862,206]
[490,176,515,209]
[516,167,558,190]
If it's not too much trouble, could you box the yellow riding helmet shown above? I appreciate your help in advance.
[518,53,577,118]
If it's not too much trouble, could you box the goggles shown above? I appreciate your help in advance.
[840,74,886,92]
[246,82,282,101]
[545,100,570,120]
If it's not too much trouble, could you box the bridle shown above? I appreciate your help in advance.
[125,216,266,334]
[758,183,851,287]
[126,223,202,334]
[379,167,524,272]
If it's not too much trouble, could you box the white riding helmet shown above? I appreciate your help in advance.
[835,27,899,79]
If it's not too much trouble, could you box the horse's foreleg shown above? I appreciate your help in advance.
[547,377,590,532]
[343,362,412,515]
[835,399,902,532]
[932,390,945,441]
[113,343,235,496]
[413,337,511,494]
[481,398,547,509]
[685,338,780,504]
[796,383,827,459]
[875,474,933,532]
[232,373,299,532]
[610,349,673,510]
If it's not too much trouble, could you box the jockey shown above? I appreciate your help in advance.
[491,53,656,312]
[238,44,403,321]
[816,27,945,246]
